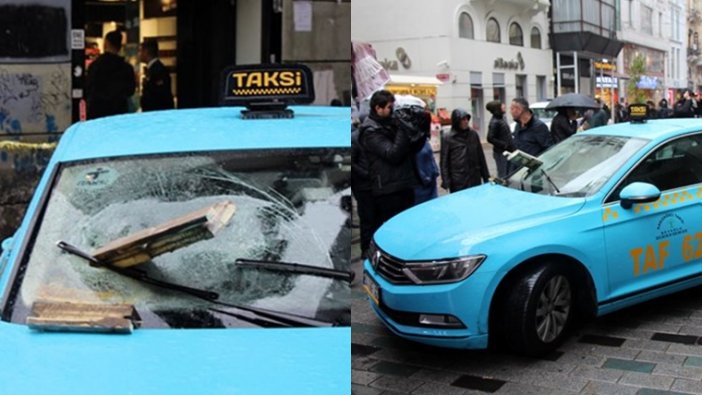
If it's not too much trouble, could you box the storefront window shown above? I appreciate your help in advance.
[509,22,523,46]
[459,12,474,39]
[486,18,500,43]
[531,27,542,49]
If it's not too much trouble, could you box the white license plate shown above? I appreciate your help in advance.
[362,271,381,305]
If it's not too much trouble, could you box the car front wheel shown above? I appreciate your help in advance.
[501,263,573,356]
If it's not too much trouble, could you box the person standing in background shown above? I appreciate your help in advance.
[85,30,136,119]
[139,39,174,111]
[440,109,489,192]
[485,100,514,178]
[413,111,439,204]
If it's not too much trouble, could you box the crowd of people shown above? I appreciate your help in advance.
[352,90,555,258]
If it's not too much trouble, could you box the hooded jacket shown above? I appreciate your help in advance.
[485,101,514,154]
[440,109,489,192]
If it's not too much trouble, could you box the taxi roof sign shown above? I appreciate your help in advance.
[220,64,315,112]
[628,103,648,123]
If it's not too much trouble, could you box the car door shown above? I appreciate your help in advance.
[602,133,702,302]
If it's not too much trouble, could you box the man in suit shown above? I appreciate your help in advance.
[139,39,174,111]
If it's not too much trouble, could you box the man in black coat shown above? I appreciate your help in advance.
[139,39,174,111]
[550,108,577,143]
[352,120,375,259]
[485,100,514,178]
[440,109,489,192]
[359,90,421,232]
[510,97,553,157]
[85,30,136,120]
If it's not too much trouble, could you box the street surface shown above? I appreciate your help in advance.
[351,144,702,395]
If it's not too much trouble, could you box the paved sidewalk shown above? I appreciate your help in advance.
[351,145,702,395]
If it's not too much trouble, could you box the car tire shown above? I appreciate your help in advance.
[501,262,573,356]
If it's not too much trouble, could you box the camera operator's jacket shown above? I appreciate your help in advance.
[359,114,421,196]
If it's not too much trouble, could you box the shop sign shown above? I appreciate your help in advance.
[594,62,616,72]
[596,76,618,88]
[385,85,436,97]
[436,73,451,82]
[378,47,412,71]
[636,75,659,89]
[494,52,524,70]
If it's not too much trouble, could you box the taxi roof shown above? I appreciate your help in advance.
[56,106,350,162]
[584,118,702,142]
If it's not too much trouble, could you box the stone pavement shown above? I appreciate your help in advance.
[350,144,702,395]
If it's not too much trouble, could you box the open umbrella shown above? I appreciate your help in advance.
[545,93,599,110]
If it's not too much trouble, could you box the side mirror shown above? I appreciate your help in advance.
[619,182,661,209]
[1,237,13,252]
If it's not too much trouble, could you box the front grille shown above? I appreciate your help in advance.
[376,251,412,284]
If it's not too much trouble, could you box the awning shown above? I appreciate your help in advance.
[388,75,443,85]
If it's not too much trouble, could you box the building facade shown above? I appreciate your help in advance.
[352,0,553,137]
[688,0,702,90]
[617,0,687,105]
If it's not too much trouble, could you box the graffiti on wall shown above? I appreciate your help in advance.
[0,64,69,175]
[0,64,71,137]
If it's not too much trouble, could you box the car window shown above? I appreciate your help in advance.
[532,107,556,120]
[507,135,648,197]
[609,134,702,201]
[6,149,351,329]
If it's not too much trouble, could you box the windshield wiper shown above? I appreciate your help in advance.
[208,305,334,328]
[56,241,337,328]
[57,241,219,301]
[540,168,561,194]
[235,258,354,283]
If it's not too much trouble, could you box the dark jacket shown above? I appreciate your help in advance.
[413,139,439,204]
[550,112,576,143]
[440,110,489,192]
[86,52,136,120]
[359,114,420,196]
[486,114,514,154]
[351,125,372,192]
[513,114,553,157]
[588,108,608,128]
[141,59,174,111]
[674,98,696,118]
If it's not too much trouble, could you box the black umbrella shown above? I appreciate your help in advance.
[545,93,599,110]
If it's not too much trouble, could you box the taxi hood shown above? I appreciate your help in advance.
[374,183,585,260]
[0,320,349,394]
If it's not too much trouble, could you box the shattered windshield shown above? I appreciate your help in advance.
[8,149,351,329]
[506,135,648,197]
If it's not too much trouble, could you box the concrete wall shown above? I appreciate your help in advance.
[236,0,263,64]
[283,0,351,105]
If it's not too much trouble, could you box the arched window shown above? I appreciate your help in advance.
[486,18,500,43]
[531,27,542,49]
[459,12,474,39]
[509,22,523,46]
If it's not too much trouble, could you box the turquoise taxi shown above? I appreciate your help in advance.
[364,108,702,356]
[0,65,351,393]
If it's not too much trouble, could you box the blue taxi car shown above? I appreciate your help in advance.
[364,112,702,356]
[0,65,350,393]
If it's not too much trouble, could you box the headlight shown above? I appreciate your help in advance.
[402,255,486,285]
[367,240,381,270]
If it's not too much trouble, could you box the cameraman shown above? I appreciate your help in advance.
[359,90,423,233]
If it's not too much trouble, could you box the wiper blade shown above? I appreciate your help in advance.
[56,242,337,328]
[57,241,219,301]
[540,168,561,194]
[235,258,354,283]
[208,305,334,328]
